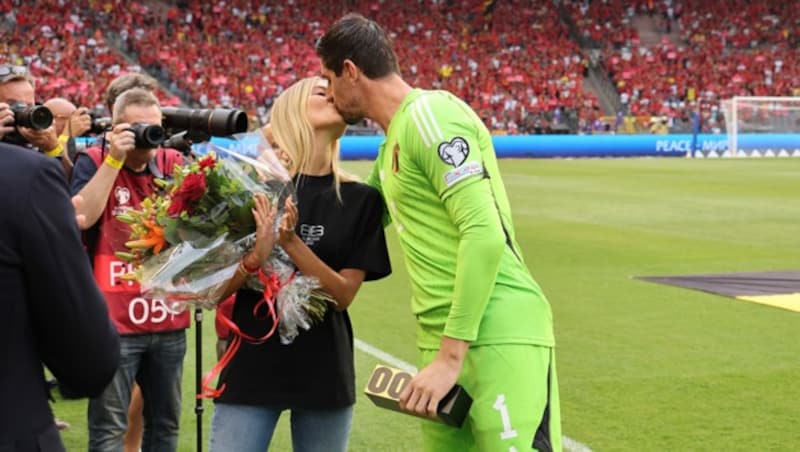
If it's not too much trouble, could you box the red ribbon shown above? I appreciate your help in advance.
[253,271,281,321]
[199,268,296,399]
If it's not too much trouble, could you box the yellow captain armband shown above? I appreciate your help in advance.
[44,143,63,158]
[104,154,124,170]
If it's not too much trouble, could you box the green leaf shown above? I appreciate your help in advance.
[161,218,180,245]
[114,251,135,262]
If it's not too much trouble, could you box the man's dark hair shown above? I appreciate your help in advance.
[316,13,399,79]
[105,73,158,114]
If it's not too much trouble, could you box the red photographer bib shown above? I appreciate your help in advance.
[86,147,190,334]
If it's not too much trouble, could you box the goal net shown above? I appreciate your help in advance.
[720,97,800,157]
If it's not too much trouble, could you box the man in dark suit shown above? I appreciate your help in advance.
[0,141,120,451]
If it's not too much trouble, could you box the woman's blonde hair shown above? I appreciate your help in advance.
[269,76,358,201]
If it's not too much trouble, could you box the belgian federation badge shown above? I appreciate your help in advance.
[438,137,469,167]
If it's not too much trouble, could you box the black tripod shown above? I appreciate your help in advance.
[194,306,204,452]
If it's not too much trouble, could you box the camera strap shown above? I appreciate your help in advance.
[148,151,166,179]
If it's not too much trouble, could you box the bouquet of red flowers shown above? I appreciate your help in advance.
[116,133,333,343]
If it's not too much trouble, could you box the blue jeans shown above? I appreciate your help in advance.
[88,330,186,452]
[209,403,353,452]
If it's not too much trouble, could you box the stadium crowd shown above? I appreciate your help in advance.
[107,0,600,134]
[1,0,798,134]
[565,0,800,132]
[0,1,180,113]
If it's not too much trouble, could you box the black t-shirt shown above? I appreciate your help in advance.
[216,173,391,409]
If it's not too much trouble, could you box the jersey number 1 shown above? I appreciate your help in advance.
[493,394,518,440]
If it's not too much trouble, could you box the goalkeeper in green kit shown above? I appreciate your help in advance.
[317,14,561,452]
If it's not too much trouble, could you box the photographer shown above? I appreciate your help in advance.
[44,97,92,139]
[71,88,188,452]
[76,73,160,152]
[43,97,93,162]
[79,72,167,452]
[0,65,79,181]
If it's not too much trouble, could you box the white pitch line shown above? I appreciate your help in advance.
[354,338,593,452]
[354,338,418,373]
[562,436,593,452]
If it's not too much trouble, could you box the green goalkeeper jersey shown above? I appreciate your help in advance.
[366,89,555,349]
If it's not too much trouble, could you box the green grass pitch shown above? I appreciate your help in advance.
[53,157,800,451]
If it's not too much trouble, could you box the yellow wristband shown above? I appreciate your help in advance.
[58,134,70,144]
[44,143,63,158]
[104,154,124,170]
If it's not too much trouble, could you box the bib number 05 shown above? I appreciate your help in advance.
[128,298,171,325]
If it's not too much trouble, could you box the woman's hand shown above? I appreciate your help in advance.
[243,193,276,268]
[277,197,298,247]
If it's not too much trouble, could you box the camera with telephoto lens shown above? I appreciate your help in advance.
[10,102,53,130]
[161,107,248,137]
[128,123,166,149]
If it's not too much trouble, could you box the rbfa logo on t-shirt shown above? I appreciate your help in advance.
[112,186,133,216]
[115,187,131,205]
[300,224,325,246]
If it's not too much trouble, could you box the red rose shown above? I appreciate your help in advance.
[178,172,207,202]
[167,195,188,217]
[198,156,216,171]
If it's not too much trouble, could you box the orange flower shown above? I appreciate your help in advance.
[127,220,167,255]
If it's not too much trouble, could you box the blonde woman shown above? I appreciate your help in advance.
[209,76,391,452]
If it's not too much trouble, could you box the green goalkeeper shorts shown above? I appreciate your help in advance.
[419,344,561,452]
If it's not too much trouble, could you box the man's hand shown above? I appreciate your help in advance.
[399,337,470,418]
[0,102,13,140]
[107,123,135,162]
[68,107,92,138]
[18,125,59,154]
[72,194,87,230]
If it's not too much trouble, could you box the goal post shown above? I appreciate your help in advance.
[721,96,800,157]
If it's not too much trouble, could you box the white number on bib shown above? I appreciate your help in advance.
[493,394,518,440]
[129,298,171,325]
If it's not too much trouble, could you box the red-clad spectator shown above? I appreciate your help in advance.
[108,0,596,133]
[567,0,800,131]
[0,1,179,113]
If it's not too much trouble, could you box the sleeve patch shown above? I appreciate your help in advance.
[438,137,470,167]
[444,161,483,188]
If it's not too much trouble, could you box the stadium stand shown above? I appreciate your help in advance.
[564,0,800,132]
[0,1,180,113]
[2,0,797,134]
[103,0,599,134]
